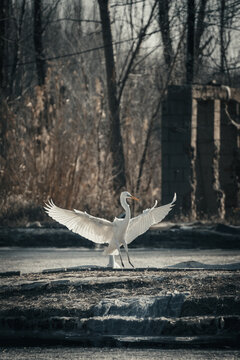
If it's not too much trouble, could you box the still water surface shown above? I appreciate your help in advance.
[1,248,240,273]
[1,347,240,360]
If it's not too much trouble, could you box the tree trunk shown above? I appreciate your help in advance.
[158,0,173,68]
[220,0,226,74]
[0,0,8,91]
[33,0,46,86]
[0,4,4,89]
[97,0,126,194]
[186,0,195,84]
[0,0,9,160]
[195,0,207,59]
[9,0,26,95]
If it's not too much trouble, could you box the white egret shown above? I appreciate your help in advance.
[44,191,176,268]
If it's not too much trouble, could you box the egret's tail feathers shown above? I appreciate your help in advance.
[103,246,119,256]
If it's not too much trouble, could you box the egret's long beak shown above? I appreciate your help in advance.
[131,195,139,201]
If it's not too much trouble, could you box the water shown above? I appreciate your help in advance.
[0,347,240,360]
[0,247,240,273]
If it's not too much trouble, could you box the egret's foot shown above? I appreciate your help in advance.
[126,253,134,268]
[120,259,125,268]
[129,260,135,268]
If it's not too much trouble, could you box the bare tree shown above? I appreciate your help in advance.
[218,0,237,82]
[158,0,173,68]
[97,0,159,195]
[97,0,126,194]
[9,0,26,94]
[1,0,240,224]
[0,3,5,89]
[136,25,186,193]
[186,0,195,84]
[220,0,227,76]
[0,0,9,91]
[194,0,208,61]
[33,0,46,86]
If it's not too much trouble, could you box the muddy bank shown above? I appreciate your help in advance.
[0,267,239,347]
[1,222,240,249]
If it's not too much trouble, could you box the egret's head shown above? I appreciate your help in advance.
[121,191,139,202]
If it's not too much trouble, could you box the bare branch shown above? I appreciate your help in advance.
[42,0,61,34]
[117,0,158,103]
[50,17,101,24]
[224,102,240,130]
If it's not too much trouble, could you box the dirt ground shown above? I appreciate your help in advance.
[1,268,239,318]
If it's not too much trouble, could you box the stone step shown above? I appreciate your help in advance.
[0,315,239,340]
[1,269,239,347]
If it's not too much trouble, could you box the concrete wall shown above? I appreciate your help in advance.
[161,85,240,219]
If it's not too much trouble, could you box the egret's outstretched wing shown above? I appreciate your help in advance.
[44,200,113,244]
[126,194,176,244]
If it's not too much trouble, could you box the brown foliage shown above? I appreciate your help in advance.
[0,70,119,225]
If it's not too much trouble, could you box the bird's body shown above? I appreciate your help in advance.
[44,191,176,268]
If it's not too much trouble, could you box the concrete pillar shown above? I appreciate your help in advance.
[220,101,240,214]
[196,100,225,218]
[161,84,240,220]
[161,86,196,218]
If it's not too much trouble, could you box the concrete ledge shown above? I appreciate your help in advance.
[41,263,240,274]
[1,223,240,249]
[0,271,20,277]
[0,268,239,348]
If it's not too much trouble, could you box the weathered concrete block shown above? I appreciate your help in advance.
[162,169,184,182]
[162,85,240,218]
[170,155,190,169]
[168,130,190,143]
[162,156,169,168]
[93,294,186,319]
[162,142,184,155]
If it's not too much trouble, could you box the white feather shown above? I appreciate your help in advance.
[44,201,113,244]
[44,192,176,267]
[126,193,176,244]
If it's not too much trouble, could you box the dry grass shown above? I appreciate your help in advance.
[0,65,163,226]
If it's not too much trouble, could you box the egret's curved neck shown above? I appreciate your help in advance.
[120,197,131,221]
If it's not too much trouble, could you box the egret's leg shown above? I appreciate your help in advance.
[119,251,125,268]
[114,240,124,268]
[123,241,134,268]
[107,255,120,269]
